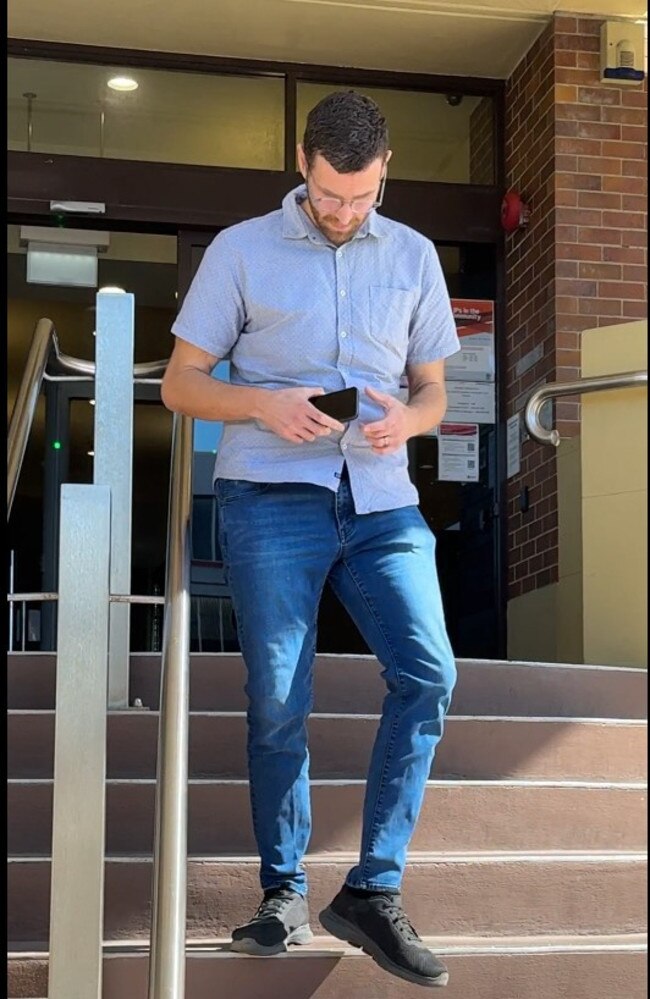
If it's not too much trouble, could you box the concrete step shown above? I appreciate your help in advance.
[7,935,648,999]
[8,852,647,944]
[8,778,647,856]
[8,710,647,781]
[8,652,648,718]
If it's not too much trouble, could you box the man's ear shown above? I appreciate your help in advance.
[297,144,308,178]
[385,149,393,166]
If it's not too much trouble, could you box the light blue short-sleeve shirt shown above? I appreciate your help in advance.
[171,184,460,515]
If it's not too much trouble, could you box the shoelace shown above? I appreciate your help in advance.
[251,889,296,923]
[376,897,421,941]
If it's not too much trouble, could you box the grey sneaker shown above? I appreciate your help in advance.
[230,885,313,955]
[319,885,449,987]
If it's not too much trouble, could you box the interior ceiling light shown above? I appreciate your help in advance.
[108,76,138,92]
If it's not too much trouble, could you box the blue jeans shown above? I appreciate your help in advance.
[216,469,456,896]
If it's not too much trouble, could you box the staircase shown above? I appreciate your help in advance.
[7,652,648,998]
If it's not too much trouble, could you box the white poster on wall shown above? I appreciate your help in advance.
[438,423,480,482]
[447,299,496,382]
[445,381,496,424]
[445,343,494,382]
[507,413,522,479]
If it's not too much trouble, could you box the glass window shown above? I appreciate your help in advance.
[8,57,285,171]
[297,83,495,184]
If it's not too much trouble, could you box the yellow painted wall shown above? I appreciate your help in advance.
[508,320,647,667]
[580,320,647,667]
[507,583,561,663]
[507,435,583,664]
[556,434,584,663]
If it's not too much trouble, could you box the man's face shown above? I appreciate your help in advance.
[297,148,388,246]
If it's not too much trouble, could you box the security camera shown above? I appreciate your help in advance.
[446,94,463,107]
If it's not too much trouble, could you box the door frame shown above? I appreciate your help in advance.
[9,151,508,657]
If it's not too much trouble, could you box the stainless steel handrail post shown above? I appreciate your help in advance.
[148,413,194,999]
[48,484,111,999]
[7,318,55,517]
[9,550,15,651]
[524,370,648,447]
[94,292,135,709]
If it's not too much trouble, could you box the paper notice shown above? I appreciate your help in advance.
[438,423,480,482]
[445,343,494,382]
[507,413,521,479]
[445,381,495,424]
[447,299,496,383]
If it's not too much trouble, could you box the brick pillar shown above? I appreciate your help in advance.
[504,13,647,603]
[470,96,496,184]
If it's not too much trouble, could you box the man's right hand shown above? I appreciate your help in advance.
[255,387,346,444]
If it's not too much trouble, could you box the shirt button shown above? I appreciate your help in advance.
[340,289,346,297]
[340,331,347,338]
[341,444,348,451]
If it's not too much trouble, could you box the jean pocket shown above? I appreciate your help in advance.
[215,479,272,506]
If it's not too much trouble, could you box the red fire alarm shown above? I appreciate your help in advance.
[501,191,530,234]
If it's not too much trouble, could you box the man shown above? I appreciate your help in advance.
[162,90,460,989]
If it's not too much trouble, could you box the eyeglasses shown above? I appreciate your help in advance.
[306,170,387,216]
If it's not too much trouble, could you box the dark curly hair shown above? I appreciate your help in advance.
[302,90,389,173]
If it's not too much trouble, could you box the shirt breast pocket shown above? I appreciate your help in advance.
[369,286,416,355]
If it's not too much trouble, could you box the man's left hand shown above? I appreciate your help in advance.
[361,386,415,455]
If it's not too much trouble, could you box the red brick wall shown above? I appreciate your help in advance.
[505,13,647,601]
[470,96,495,184]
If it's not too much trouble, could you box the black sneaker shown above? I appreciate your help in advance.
[230,885,313,955]
[319,885,449,988]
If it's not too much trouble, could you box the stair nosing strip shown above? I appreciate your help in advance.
[9,650,647,674]
[8,709,648,725]
[7,776,648,789]
[9,850,648,864]
[8,933,648,960]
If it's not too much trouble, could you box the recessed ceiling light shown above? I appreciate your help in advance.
[108,76,138,92]
[99,285,126,294]
[89,399,96,406]
[87,450,95,457]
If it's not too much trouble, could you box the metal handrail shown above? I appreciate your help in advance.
[51,341,169,380]
[6,592,166,604]
[8,318,55,517]
[9,310,191,996]
[148,412,193,999]
[525,369,648,447]
[7,315,169,519]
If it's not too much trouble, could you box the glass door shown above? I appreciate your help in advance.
[7,224,177,649]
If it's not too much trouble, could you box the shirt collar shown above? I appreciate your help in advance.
[281,183,389,242]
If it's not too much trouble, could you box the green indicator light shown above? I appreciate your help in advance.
[52,441,62,450]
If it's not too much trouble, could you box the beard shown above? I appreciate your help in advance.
[304,197,366,246]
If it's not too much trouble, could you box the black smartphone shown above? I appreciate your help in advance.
[309,386,359,422]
